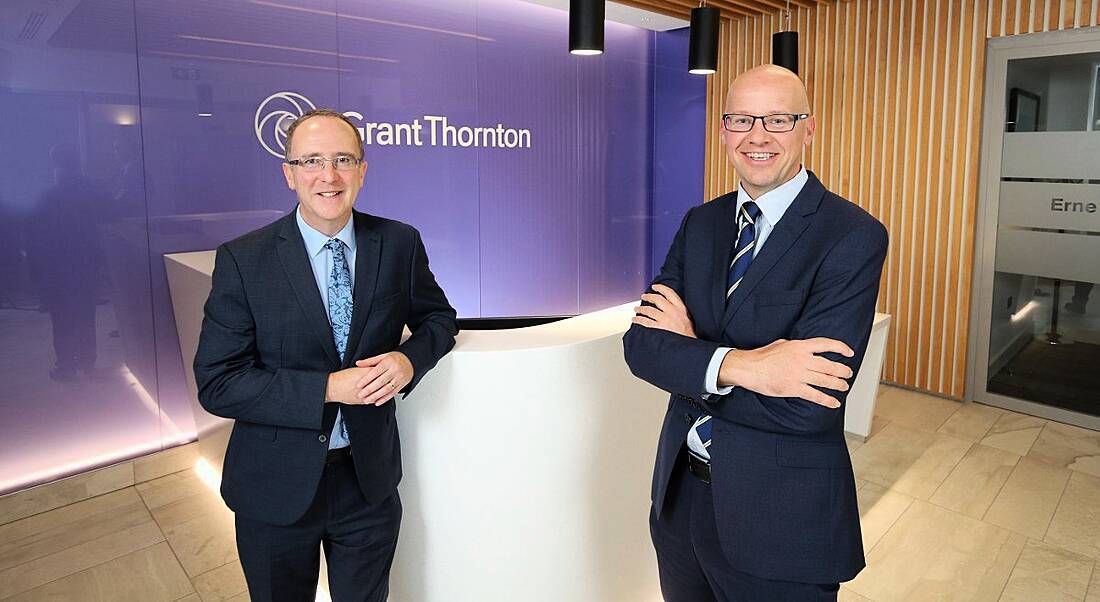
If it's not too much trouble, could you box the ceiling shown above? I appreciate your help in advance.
[518,0,690,31]
[613,0,831,20]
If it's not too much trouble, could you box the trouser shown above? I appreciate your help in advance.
[235,450,401,602]
[650,450,840,602]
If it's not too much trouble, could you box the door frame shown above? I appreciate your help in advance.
[967,27,1100,430]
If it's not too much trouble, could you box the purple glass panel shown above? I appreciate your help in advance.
[652,28,707,276]
[338,0,482,317]
[577,21,654,313]
[476,0,583,316]
[0,0,162,494]
[474,2,655,316]
[133,0,344,458]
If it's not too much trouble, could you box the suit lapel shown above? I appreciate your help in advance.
[710,193,739,328]
[343,211,381,368]
[276,215,341,366]
[719,173,825,332]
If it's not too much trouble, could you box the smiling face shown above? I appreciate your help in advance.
[721,65,816,199]
[281,115,367,236]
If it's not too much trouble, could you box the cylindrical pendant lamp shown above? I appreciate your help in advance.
[688,6,719,74]
[772,30,799,74]
[570,0,604,56]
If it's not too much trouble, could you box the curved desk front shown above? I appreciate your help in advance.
[388,304,667,602]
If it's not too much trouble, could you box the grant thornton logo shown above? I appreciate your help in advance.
[254,91,532,159]
[254,92,317,159]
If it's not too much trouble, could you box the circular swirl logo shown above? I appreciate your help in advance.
[254,92,317,158]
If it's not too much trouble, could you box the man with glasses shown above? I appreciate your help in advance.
[624,65,887,600]
[195,109,457,601]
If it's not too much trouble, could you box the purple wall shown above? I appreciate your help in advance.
[653,28,708,276]
[0,0,703,495]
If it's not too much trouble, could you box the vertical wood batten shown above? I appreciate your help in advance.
[925,0,949,391]
[906,0,930,385]
[827,3,840,192]
[872,0,891,344]
[931,0,950,389]
[941,0,970,393]
[884,0,904,384]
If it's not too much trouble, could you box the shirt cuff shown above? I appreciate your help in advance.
[704,347,734,395]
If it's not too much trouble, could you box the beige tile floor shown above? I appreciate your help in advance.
[2,384,1100,601]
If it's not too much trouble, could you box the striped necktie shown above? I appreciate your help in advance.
[726,201,761,301]
[688,200,762,461]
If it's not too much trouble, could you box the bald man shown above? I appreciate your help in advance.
[623,65,887,600]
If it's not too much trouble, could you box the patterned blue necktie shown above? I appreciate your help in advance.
[326,238,353,360]
[690,201,762,460]
[325,238,352,448]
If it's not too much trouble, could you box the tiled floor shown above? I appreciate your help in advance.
[2,384,1100,601]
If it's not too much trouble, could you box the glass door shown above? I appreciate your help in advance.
[970,29,1100,430]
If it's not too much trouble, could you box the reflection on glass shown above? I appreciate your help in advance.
[31,144,106,381]
[1091,64,1100,131]
[0,0,163,495]
[989,52,1100,420]
[1007,88,1040,132]
[1005,52,1100,132]
[987,275,1100,417]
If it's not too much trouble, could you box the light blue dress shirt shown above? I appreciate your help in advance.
[296,207,355,450]
[703,167,809,395]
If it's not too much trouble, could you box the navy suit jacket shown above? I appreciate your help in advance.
[623,172,887,584]
[194,210,457,526]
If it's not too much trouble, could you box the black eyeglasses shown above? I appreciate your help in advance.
[721,113,810,133]
[286,155,362,172]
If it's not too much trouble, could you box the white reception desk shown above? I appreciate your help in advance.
[165,251,890,601]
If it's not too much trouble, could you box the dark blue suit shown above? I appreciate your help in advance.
[624,173,887,592]
[194,210,457,600]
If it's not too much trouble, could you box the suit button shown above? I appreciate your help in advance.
[683,413,693,424]
[318,434,328,443]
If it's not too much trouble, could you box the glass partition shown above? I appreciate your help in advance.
[979,48,1100,423]
[0,0,163,493]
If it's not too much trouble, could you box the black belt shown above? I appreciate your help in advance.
[326,446,351,464]
[687,452,711,484]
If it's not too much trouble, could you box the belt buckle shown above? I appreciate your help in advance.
[687,453,711,484]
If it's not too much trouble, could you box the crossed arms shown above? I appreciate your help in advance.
[623,211,888,435]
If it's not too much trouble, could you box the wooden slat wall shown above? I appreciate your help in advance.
[702,0,1100,399]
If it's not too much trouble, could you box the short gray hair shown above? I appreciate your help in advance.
[282,109,363,161]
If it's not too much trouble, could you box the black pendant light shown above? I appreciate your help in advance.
[570,0,604,56]
[688,4,719,75]
[771,1,798,73]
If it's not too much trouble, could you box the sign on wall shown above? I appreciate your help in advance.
[254,91,533,158]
